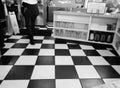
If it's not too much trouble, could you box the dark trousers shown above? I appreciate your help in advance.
[21,2,39,41]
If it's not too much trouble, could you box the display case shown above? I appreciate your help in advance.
[52,11,120,55]
[53,11,90,41]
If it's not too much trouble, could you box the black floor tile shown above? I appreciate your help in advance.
[5,66,34,79]
[109,50,119,56]
[55,49,70,55]
[94,66,120,78]
[41,44,54,49]
[0,56,19,65]
[28,79,55,88]
[22,49,39,55]
[104,56,120,65]
[12,44,28,48]
[0,80,2,84]
[36,56,55,65]
[34,40,42,43]
[44,36,54,40]
[68,44,81,49]
[93,45,107,49]
[55,39,67,44]
[72,56,92,65]
[81,79,104,88]
[55,66,78,79]
[1,49,8,55]
[5,39,18,43]
[84,50,100,56]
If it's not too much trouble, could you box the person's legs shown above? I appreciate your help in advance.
[24,14,34,44]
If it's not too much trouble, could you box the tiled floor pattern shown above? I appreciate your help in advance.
[0,35,120,88]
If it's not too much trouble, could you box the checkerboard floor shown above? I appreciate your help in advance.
[0,35,120,88]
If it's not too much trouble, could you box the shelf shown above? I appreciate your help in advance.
[54,29,88,40]
[90,29,115,33]
[53,35,87,41]
[54,27,88,32]
[88,40,112,45]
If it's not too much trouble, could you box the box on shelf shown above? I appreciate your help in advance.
[90,24,107,31]
[87,2,106,14]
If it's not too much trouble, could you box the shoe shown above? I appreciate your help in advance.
[30,40,35,45]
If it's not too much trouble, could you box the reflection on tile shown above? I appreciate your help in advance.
[56,79,82,88]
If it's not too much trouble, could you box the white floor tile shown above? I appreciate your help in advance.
[39,49,54,56]
[80,45,94,50]
[55,56,74,65]
[4,43,15,48]
[56,79,82,88]
[42,40,54,44]
[34,36,44,40]
[112,65,120,75]
[31,66,55,79]
[9,35,23,39]
[4,49,24,56]
[0,80,29,88]
[55,44,68,49]
[75,65,100,78]
[17,39,29,43]
[103,78,120,83]
[88,56,110,65]
[97,50,115,56]
[0,66,12,80]
[69,49,86,56]
[15,56,37,65]
[26,44,41,49]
